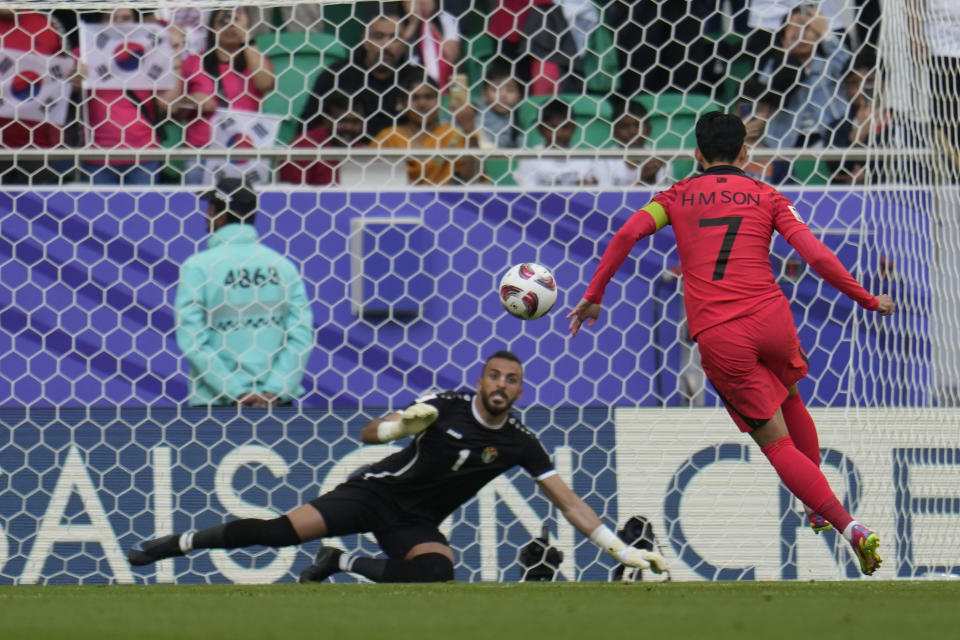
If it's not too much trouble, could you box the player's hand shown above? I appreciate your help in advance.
[875,294,895,316]
[614,547,668,574]
[399,403,439,436]
[566,298,602,338]
[238,393,269,408]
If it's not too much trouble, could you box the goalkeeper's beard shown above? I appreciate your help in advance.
[480,390,512,418]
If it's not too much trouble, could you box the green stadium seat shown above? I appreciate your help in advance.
[516,94,612,133]
[583,24,619,95]
[791,159,830,185]
[518,118,613,149]
[718,56,754,108]
[158,120,186,180]
[255,32,350,143]
[635,92,723,179]
[464,33,498,100]
[320,5,363,50]
[517,95,613,149]
[635,93,718,119]
[485,158,517,186]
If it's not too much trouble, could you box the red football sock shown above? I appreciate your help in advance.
[761,436,853,532]
[782,394,820,465]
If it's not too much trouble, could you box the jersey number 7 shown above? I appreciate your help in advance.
[699,216,743,281]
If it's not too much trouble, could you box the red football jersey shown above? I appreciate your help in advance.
[584,166,878,338]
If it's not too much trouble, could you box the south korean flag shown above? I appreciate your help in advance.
[0,49,71,125]
[211,109,283,150]
[80,22,175,90]
[207,108,283,186]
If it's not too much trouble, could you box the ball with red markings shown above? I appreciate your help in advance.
[498,262,558,320]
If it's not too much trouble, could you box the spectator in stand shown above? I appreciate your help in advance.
[370,67,480,185]
[156,5,208,57]
[401,0,460,89]
[908,0,960,179]
[556,0,599,54]
[278,91,369,186]
[728,0,802,70]
[175,7,276,185]
[474,58,524,149]
[608,0,720,97]
[738,98,784,183]
[298,3,409,140]
[74,9,182,186]
[248,4,326,41]
[828,53,884,184]
[594,101,670,187]
[744,5,850,168]
[514,99,601,187]
[521,0,594,94]
[0,9,68,184]
[728,1,873,69]
[176,177,314,407]
[488,0,574,96]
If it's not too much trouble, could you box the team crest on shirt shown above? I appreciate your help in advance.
[481,446,498,464]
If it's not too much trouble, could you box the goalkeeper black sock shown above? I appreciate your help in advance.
[185,516,300,551]
[342,555,387,581]
[343,553,453,583]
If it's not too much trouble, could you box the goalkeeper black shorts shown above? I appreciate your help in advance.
[308,481,449,559]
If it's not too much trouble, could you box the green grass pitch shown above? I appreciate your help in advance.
[1,581,957,639]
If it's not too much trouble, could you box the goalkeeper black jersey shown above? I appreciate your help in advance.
[355,390,556,523]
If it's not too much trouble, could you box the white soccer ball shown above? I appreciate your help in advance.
[498,262,558,320]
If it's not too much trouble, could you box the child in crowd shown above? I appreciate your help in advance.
[76,9,181,185]
[595,100,669,187]
[474,59,524,149]
[176,7,275,185]
[278,92,368,186]
[513,99,600,187]
[370,67,480,185]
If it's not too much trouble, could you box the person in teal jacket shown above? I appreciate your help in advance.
[175,178,314,407]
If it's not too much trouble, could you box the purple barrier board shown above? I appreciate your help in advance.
[0,189,920,408]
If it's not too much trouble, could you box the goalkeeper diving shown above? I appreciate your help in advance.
[128,350,666,582]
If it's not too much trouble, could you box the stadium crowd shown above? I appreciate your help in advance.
[0,1,943,188]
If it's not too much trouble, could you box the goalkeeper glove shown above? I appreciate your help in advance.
[589,524,668,573]
[376,403,439,442]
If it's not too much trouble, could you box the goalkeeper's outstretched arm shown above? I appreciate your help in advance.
[361,403,440,444]
[537,474,668,573]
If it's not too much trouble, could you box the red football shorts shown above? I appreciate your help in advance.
[696,299,809,432]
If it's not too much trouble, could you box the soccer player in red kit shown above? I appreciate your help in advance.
[567,111,895,576]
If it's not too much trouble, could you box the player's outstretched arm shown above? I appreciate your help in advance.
[787,229,896,314]
[537,474,667,573]
[360,403,439,444]
[569,204,667,338]
[566,298,603,337]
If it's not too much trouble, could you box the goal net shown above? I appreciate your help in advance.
[0,0,957,584]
